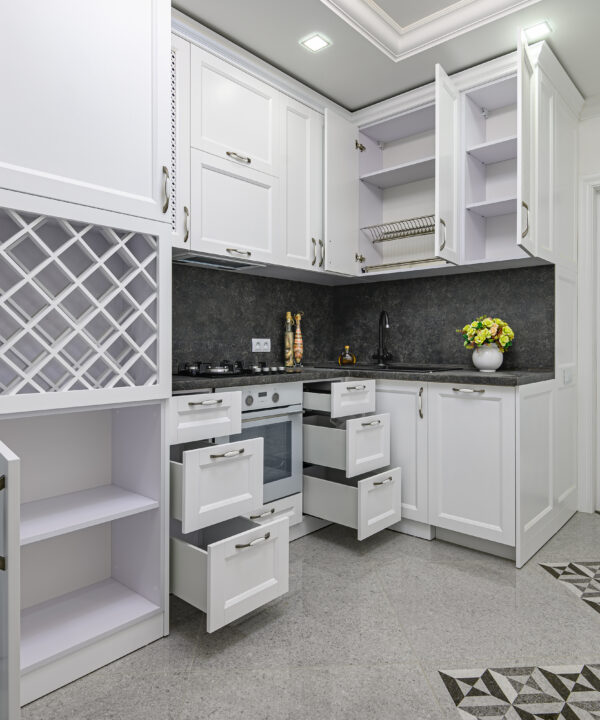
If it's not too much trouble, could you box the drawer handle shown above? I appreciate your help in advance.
[452,388,485,394]
[236,531,270,549]
[188,398,223,407]
[418,386,424,419]
[311,237,317,266]
[250,508,276,519]
[226,247,252,257]
[318,238,325,268]
[226,150,251,164]
[374,476,394,486]
[183,205,190,243]
[361,419,381,427]
[521,200,530,239]
[210,448,245,459]
[162,165,170,214]
[347,385,366,391]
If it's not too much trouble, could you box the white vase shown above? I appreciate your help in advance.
[472,343,503,372]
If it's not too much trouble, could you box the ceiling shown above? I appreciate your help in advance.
[173,0,600,111]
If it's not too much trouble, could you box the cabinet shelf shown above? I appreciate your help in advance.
[20,485,158,546]
[466,197,517,218]
[360,156,435,189]
[467,135,517,164]
[20,579,161,673]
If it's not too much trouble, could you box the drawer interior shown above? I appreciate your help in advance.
[304,464,397,488]
[171,515,260,549]
[170,439,213,463]
[303,414,347,431]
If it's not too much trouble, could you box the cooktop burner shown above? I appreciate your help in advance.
[177,361,292,377]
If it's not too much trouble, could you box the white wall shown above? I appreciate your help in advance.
[579,113,600,176]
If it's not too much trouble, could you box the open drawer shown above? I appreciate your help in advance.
[303,380,376,418]
[244,493,302,528]
[303,413,390,477]
[169,391,241,444]
[171,438,263,533]
[170,515,289,632]
[303,465,401,540]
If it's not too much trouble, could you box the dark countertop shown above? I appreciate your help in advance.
[172,365,554,393]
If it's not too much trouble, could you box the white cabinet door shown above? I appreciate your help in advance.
[376,382,428,524]
[346,413,391,477]
[428,385,515,545]
[324,109,360,275]
[517,33,536,257]
[169,391,241,444]
[190,149,281,263]
[0,0,170,222]
[0,441,20,720]
[435,65,460,265]
[279,98,323,270]
[190,47,281,177]
[170,35,192,249]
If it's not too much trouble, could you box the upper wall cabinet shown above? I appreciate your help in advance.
[170,35,192,249]
[0,1,171,223]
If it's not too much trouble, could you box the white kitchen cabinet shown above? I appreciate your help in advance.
[170,34,192,249]
[428,385,515,545]
[168,391,241,445]
[0,1,170,222]
[245,493,303,528]
[303,379,376,418]
[376,382,428,524]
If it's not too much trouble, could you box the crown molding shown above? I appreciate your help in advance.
[580,94,600,121]
[320,0,541,62]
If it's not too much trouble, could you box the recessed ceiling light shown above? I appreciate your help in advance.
[524,21,552,43]
[300,33,331,53]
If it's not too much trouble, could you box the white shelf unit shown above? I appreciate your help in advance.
[357,105,437,271]
[462,76,526,262]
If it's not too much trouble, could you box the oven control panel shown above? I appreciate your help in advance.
[217,382,303,410]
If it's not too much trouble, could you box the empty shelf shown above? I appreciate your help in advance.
[20,578,161,672]
[466,197,517,218]
[21,485,159,545]
[467,136,517,164]
[360,156,435,189]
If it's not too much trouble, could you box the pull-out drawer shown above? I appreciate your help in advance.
[303,466,401,540]
[169,391,241,444]
[171,515,289,632]
[171,438,263,533]
[303,413,390,477]
[245,493,302,528]
[303,380,376,418]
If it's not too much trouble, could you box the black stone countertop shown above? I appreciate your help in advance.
[172,365,554,393]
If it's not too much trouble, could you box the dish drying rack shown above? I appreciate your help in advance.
[361,214,435,243]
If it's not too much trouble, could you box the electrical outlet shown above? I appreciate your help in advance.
[252,338,271,352]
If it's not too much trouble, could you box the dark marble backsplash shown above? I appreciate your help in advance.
[172,265,554,372]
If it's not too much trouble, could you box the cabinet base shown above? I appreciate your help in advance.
[435,527,516,562]
[388,518,435,540]
[290,515,331,541]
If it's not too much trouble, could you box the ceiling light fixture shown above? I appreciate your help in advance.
[524,21,552,43]
[300,33,331,53]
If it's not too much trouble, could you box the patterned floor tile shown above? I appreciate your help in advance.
[440,664,600,719]
[540,562,600,616]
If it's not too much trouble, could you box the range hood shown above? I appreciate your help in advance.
[172,248,266,272]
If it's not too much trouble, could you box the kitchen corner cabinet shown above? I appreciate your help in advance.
[0,1,171,223]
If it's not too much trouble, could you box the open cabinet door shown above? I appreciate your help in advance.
[434,65,459,265]
[517,32,536,257]
[0,441,20,719]
[324,108,360,275]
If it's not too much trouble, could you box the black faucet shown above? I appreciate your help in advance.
[372,310,393,367]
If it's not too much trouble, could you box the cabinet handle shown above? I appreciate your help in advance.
[521,201,530,239]
[226,247,252,257]
[374,476,394,486]
[318,239,325,268]
[210,448,245,459]
[361,419,381,427]
[188,398,223,407]
[347,384,366,391]
[250,508,276,519]
[226,150,251,164]
[236,531,270,549]
[311,237,317,266]
[439,217,446,252]
[183,206,190,243]
[161,166,170,214]
[0,474,5,572]
[418,387,424,419]
[452,388,485,394]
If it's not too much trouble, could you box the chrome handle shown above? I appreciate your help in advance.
[418,387,423,419]
[188,398,223,407]
[183,206,189,243]
[250,508,276,519]
[374,476,394,486]
[452,388,485,394]
[361,419,381,427]
[311,237,317,266]
[318,239,324,268]
[439,217,446,252]
[210,448,245,459]
[521,201,529,239]
[162,166,170,214]
[236,531,270,549]
[226,247,252,257]
[0,474,5,572]
[347,385,366,391]
[226,150,251,164]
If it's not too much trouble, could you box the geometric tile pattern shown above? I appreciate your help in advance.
[540,562,600,617]
[440,664,600,719]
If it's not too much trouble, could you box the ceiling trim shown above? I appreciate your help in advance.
[319,0,542,62]
[581,94,600,121]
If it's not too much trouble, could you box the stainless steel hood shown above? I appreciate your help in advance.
[172,248,266,272]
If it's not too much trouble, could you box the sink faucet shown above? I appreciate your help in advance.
[373,310,393,367]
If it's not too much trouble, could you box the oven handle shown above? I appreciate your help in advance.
[242,408,303,423]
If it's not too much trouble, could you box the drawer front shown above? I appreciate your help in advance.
[180,438,263,533]
[246,493,302,528]
[331,380,376,418]
[357,467,402,540]
[346,413,390,477]
[170,391,241,444]
[207,516,289,632]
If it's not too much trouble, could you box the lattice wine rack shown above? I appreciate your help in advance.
[0,206,159,396]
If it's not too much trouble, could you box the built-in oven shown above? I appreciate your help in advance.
[216,383,303,503]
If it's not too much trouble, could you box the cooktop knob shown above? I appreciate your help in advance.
[272,392,280,403]
[245,395,254,406]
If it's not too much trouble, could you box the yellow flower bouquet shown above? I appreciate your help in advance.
[457,316,515,353]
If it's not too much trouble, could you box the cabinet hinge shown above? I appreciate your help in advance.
[355,140,366,152]
[0,474,4,492]
[355,253,366,263]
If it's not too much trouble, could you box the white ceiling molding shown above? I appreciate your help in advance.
[580,93,600,121]
[319,0,542,62]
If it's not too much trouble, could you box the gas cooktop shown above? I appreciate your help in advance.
[176,361,298,378]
